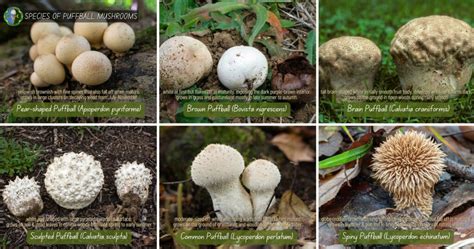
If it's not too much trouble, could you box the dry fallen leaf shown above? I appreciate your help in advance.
[271,133,315,163]
[319,162,361,207]
[319,132,343,157]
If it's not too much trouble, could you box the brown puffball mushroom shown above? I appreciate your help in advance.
[55,34,91,67]
[74,11,108,49]
[103,22,135,54]
[59,26,73,36]
[371,130,446,217]
[30,72,49,88]
[71,51,112,86]
[30,21,61,44]
[29,45,39,61]
[391,15,474,98]
[37,34,61,55]
[159,36,213,90]
[34,54,65,85]
[459,126,474,142]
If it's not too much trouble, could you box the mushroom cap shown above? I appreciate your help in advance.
[30,21,61,44]
[2,176,43,217]
[115,161,152,205]
[242,159,281,192]
[59,26,73,36]
[217,45,268,90]
[55,34,91,65]
[103,22,135,53]
[191,144,245,187]
[73,11,108,48]
[30,72,49,88]
[71,51,112,86]
[34,54,65,85]
[159,36,213,90]
[37,33,61,55]
[29,45,38,61]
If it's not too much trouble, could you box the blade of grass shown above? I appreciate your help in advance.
[341,126,354,142]
[248,3,268,46]
[319,138,373,169]
[427,126,467,164]
[182,2,249,25]
[305,29,316,65]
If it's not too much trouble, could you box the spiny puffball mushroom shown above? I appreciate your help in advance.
[241,159,281,221]
[36,33,61,55]
[115,161,152,205]
[30,72,49,88]
[29,45,39,61]
[103,22,135,53]
[2,176,43,218]
[390,15,474,97]
[30,21,61,44]
[191,144,253,221]
[217,45,268,90]
[74,11,108,49]
[159,36,213,90]
[59,26,73,36]
[71,51,112,85]
[45,152,104,209]
[34,54,65,85]
[55,34,91,66]
[319,36,381,96]
[371,130,446,216]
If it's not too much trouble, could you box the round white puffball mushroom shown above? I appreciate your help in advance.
[44,152,104,209]
[115,162,152,205]
[30,72,49,88]
[34,54,65,85]
[74,11,108,49]
[55,34,91,66]
[159,36,213,90]
[29,45,38,61]
[217,45,268,90]
[71,51,112,86]
[30,21,61,44]
[2,176,43,217]
[59,26,73,36]
[103,22,135,53]
[36,34,61,55]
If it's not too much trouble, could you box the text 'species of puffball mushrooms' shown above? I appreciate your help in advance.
[37,34,61,55]
[30,21,61,44]
[319,36,381,96]
[371,130,446,216]
[217,46,268,90]
[191,144,253,221]
[71,51,112,86]
[242,159,281,221]
[55,34,91,66]
[103,22,135,54]
[30,72,49,88]
[391,15,474,97]
[159,36,213,90]
[29,45,39,61]
[59,26,73,36]
[34,54,65,85]
[115,162,153,205]
[45,152,104,209]
[2,176,43,217]
[74,11,108,49]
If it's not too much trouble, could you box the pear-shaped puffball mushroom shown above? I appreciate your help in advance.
[390,15,474,98]
[30,21,61,44]
[74,11,108,49]
[115,162,152,205]
[319,36,381,97]
[30,72,49,88]
[55,34,91,66]
[242,159,281,221]
[217,46,268,90]
[29,45,38,61]
[59,26,73,36]
[71,51,112,86]
[159,36,213,90]
[191,144,253,221]
[45,152,104,209]
[36,34,61,55]
[2,176,43,217]
[103,22,135,53]
[34,54,65,85]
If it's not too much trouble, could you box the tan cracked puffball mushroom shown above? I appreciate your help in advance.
[371,130,446,216]
[29,45,39,61]
[391,15,474,97]
[59,26,73,36]
[191,144,253,221]
[36,33,61,55]
[319,36,381,98]
[30,72,49,88]
[55,34,91,67]
[241,159,281,221]
[30,21,61,44]
[34,54,65,85]
[103,22,135,54]
[115,162,152,205]
[2,176,43,218]
[159,36,213,90]
[74,11,108,49]
[71,51,112,85]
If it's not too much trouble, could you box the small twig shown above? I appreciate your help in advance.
[444,158,474,182]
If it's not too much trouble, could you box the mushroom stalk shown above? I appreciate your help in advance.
[206,180,252,220]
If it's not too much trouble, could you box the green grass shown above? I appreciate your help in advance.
[0,132,42,176]
[319,0,474,123]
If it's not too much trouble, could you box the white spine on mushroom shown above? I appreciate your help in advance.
[242,159,281,221]
[191,144,253,221]
[44,152,104,209]
[115,161,152,205]
[2,176,43,217]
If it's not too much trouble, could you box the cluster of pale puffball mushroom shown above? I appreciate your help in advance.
[191,144,281,222]
[29,12,135,88]
[319,15,474,98]
[2,152,152,218]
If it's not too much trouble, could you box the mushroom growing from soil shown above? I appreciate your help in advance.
[371,130,446,216]
[319,36,381,99]
[242,159,281,221]
[55,34,91,67]
[217,45,268,90]
[74,11,108,49]
[34,54,65,85]
[30,21,61,44]
[391,15,474,97]
[103,22,135,54]
[44,152,104,209]
[71,51,112,86]
[2,176,43,218]
[29,45,38,61]
[115,161,152,205]
[159,36,213,90]
[191,144,253,221]
[30,72,49,88]
[36,33,61,55]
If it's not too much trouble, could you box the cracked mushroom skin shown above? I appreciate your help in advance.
[115,162,152,205]
[391,15,474,97]
[2,176,43,218]
[319,36,381,99]
[159,36,213,90]
[371,131,446,216]
[45,152,104,209]
[191,144,253,221]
